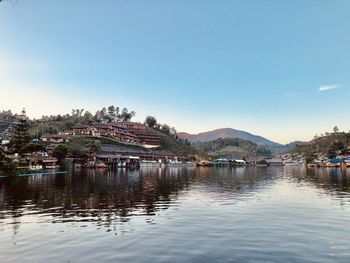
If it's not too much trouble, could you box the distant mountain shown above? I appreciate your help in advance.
[266,141,303,153]
[193,137,272,159]
[178,128,279,146]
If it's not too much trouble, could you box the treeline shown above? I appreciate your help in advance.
[144,116,177,136]
[28,105,136,137]
[0,106,137,137]
[0,110,18,122]
[39,105,135,124]
[2,108,180,139]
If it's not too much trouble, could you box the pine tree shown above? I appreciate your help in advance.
[11,108,30,153]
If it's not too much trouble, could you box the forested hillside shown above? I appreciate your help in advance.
[293,131,350,156]
[193,137,272,159]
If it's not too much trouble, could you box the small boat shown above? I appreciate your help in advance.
[82,162,95,168]
[117,162,127,168]
[29,164,43,171]
[45,165,60,169]
[139,160,161,167]
[284,160,300,166]
[344,158,350,167]
[42,157,59,169]
[96,162,107,169]
[18,171,67,177]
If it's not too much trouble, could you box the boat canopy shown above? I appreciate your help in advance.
[327,157,343,163]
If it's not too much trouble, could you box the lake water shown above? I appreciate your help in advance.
[1,166,350,262]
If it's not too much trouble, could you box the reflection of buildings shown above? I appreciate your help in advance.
[285,166,350,196]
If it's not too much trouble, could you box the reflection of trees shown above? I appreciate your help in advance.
[0,167,197,234]
[3,166,348,235]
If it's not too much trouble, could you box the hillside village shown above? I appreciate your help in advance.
[0,107,203,172]
[1,108,350,174]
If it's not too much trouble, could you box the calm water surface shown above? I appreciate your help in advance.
[1,166,350,262]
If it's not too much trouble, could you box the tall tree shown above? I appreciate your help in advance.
[107,105,119,122]
[10,109,31,153]
[108,105,116,117]
[72,109,84,117]
[160,124,171,135]
[83,111,94,124]
[100,107,109,123]
[145,116,157,128]
[93,110,101,122]
[120,108,135,122]
[53,144,69,162]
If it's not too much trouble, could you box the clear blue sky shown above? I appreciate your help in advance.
[1,0,349,143]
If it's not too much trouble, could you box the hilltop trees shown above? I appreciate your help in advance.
[36,105,135,125]
[2,105,137,140]
[27,105,136,137]
[120,108,136,122]
[107,105,120,122]
[72,109,84,117]
[94,106,135,123]
[144,116,178,137]
[160,124,171,135]
[83,111,94,124]
[145,116,157,128]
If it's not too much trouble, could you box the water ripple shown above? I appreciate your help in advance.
[0,167,350,262]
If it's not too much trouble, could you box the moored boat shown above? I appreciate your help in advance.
[96,162,108,169]
[29,164,43,171]
[344,158,350,167]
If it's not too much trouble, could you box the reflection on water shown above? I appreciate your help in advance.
[1,166,350,262]
[0,167,189,233]
[1,166,350,232]
[285,166,350,198]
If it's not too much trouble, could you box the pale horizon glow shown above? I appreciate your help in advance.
[1,1,350,144]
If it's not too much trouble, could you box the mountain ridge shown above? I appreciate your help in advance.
[178,128,280,146]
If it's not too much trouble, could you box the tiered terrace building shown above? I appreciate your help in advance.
[114,122,161,148]
[69,122,158,147]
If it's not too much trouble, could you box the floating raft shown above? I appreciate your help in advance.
[1,171,67,178]
[18,171,67,177]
